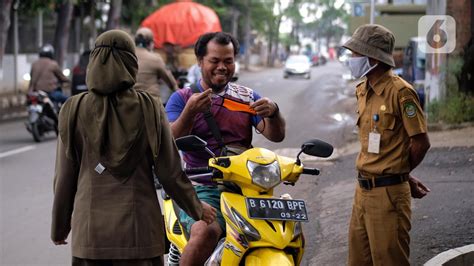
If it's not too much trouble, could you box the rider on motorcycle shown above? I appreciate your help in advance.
[28,44,70,105]
[165,32,286,265]
[133,27,179,104]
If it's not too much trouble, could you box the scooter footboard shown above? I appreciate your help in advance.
[244,248,294,265]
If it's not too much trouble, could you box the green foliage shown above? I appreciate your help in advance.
[302,0,349,45]
[18,0,55,16]
[427,56,474,124]
[122,0,159,30]
[427,94,474,124]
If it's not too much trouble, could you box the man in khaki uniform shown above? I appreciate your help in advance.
[134,27,178,104]
[343,24,431,265]
[51,30,216,265]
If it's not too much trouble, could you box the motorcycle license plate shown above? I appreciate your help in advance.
[245,197,308,222]
[28,104,43,113]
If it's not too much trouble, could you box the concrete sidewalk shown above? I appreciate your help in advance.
[307,125,474,266]
[0,92,27,122]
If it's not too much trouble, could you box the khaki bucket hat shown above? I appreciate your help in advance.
[343,24,395,67]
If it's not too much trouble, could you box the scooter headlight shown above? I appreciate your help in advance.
[247,160,281,189]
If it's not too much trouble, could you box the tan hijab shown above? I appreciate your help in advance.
[59,30,163,180]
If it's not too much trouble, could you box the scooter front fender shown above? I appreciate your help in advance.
[244,248,294,265]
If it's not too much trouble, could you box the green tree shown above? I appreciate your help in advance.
[303,0,348,50]
[0,0,15,68]
[53,0,73,67]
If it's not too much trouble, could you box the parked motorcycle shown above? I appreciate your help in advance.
[163,135,333,265]
[25,90,58,142]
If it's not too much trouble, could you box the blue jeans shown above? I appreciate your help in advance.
[47,88,68,105]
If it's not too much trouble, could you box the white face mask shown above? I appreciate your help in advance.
[347,56,378,79]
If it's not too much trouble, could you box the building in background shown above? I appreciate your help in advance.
[348,1,426,68]
[424,0,473,102]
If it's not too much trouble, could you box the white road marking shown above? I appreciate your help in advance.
[0,145,36,159]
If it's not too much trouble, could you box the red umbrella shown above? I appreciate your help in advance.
[141,0,222,49]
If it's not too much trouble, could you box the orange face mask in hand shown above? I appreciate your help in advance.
[221,98,257,115]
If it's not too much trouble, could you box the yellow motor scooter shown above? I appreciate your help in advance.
[162,135,333,265]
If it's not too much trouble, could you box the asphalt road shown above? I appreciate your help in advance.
[1,61,472,265]
[0,61,358,265]
[303,146,474,266]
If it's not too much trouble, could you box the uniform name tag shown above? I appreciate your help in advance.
[368,132,381,154]
[95,163,106,174]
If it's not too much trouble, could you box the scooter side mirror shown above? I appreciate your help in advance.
[301,139,334,158]
[175,135,207,152]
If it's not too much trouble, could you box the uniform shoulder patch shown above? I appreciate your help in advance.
[403,101,417,118]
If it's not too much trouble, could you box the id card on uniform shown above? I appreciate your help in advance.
[368,132,381,154]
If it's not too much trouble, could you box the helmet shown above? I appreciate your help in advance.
[39,44,55,59]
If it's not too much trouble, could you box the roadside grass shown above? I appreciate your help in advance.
[427,56,474,124]
[428,94,474,123]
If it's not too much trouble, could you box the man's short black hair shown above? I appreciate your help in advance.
[194,32,240,59]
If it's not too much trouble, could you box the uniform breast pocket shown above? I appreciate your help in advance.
[380,112,396,131]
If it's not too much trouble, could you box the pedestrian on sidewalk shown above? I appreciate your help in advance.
[343,24,431,266]
[50,29,216,266]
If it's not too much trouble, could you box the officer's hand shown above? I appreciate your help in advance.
[186,89,212,115]
[53,239,68,245]
[251,97,278,118]
[200,201,217,225]
[409,174,430,199]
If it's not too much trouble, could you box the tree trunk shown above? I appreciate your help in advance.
[269,15,282,67]
[106,0,122,30]
[54,0,73,68]
[243,0,251,70]
[89,0,97,49]
[0,0,13,67]
[267,28,274,67]
[230,7,240,37]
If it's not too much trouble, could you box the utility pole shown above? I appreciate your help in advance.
[231,7,240,38]
[370,0,375,24]
[37,9,43,49]
[13,0,19,93]
[243,0,251,70]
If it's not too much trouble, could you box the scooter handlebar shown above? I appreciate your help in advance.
[303,167,320,175]
[184,166,211,175]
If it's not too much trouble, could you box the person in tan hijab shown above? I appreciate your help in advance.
[51,29,216,266]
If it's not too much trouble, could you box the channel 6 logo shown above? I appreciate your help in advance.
[418,15,456,53]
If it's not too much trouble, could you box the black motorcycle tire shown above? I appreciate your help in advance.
[31,122,43,142]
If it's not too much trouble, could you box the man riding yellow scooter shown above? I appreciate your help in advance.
[163,135,333,265]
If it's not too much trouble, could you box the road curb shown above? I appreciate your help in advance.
[428,122,474,132]
[424,244,474,266]
[0,92,27,122]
